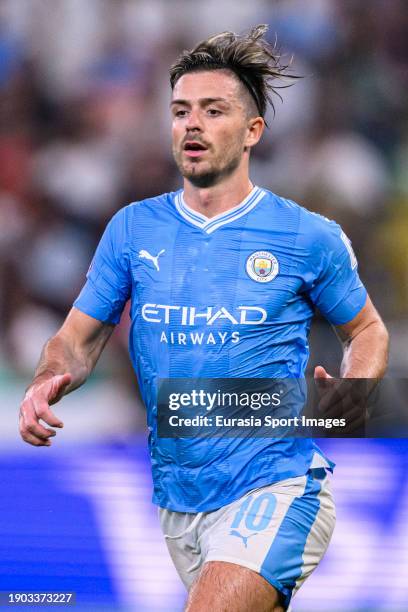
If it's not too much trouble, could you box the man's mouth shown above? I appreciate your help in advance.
[183,141,208,158]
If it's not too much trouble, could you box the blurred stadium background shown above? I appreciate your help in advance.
[0,1,407,610]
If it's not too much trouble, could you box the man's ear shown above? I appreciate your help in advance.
[245,116,265,149]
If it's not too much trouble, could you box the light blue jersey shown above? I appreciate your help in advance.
[74,187,367,512]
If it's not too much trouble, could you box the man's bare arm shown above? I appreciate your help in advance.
[19,307,115,447]
[315,295,389,381]
[336,296,389,378]
[314,296,389,426]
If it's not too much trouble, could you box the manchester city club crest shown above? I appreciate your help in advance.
[246,251,279,283]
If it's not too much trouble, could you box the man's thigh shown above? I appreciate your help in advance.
[185,561,284,612]
[161,471,335,608]
[204,472,335,607]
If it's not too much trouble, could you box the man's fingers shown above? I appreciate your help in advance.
[19,375,69,446]
[19,416,53,447]
[24,373,69,426]
[313,375,370,433]
[314,365,333,380]
[20,400,58,439]
[314,366,335,399]
[24,419,56,440]
[31,394,64,428]
[19,398,63,451]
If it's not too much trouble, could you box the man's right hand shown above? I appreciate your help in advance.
[19,373,71,446]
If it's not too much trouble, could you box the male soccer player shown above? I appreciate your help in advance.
[19,26,388,612]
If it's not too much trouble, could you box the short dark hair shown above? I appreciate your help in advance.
[169,24,296,120]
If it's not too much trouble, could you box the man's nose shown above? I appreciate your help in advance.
[185,109,203,131]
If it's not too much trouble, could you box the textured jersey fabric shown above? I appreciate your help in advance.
[74,187,367,511]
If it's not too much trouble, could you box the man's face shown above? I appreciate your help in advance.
[171,70,251,188]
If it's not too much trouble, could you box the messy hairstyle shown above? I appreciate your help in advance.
[169,24,296,121]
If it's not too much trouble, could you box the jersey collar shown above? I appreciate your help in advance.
[174,186,266,234]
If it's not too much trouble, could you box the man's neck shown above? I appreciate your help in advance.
[183,174,254,219]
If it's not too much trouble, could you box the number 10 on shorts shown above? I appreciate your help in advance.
[231,493,277,532]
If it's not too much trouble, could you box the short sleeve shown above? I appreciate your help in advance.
[305,217,367,325]
[74,208,131,324]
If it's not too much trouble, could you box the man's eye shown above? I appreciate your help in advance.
[174,110,187,117]
[208,109,221,116]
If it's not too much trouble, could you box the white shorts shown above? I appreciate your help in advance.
[159,469,335,609]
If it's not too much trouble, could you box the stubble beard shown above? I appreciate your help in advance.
[173,145,244,189]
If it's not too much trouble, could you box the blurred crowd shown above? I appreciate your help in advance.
[0,0,407,384]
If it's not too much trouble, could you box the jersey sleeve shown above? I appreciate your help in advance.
[304,215,367,325]
[74,208,131,324]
